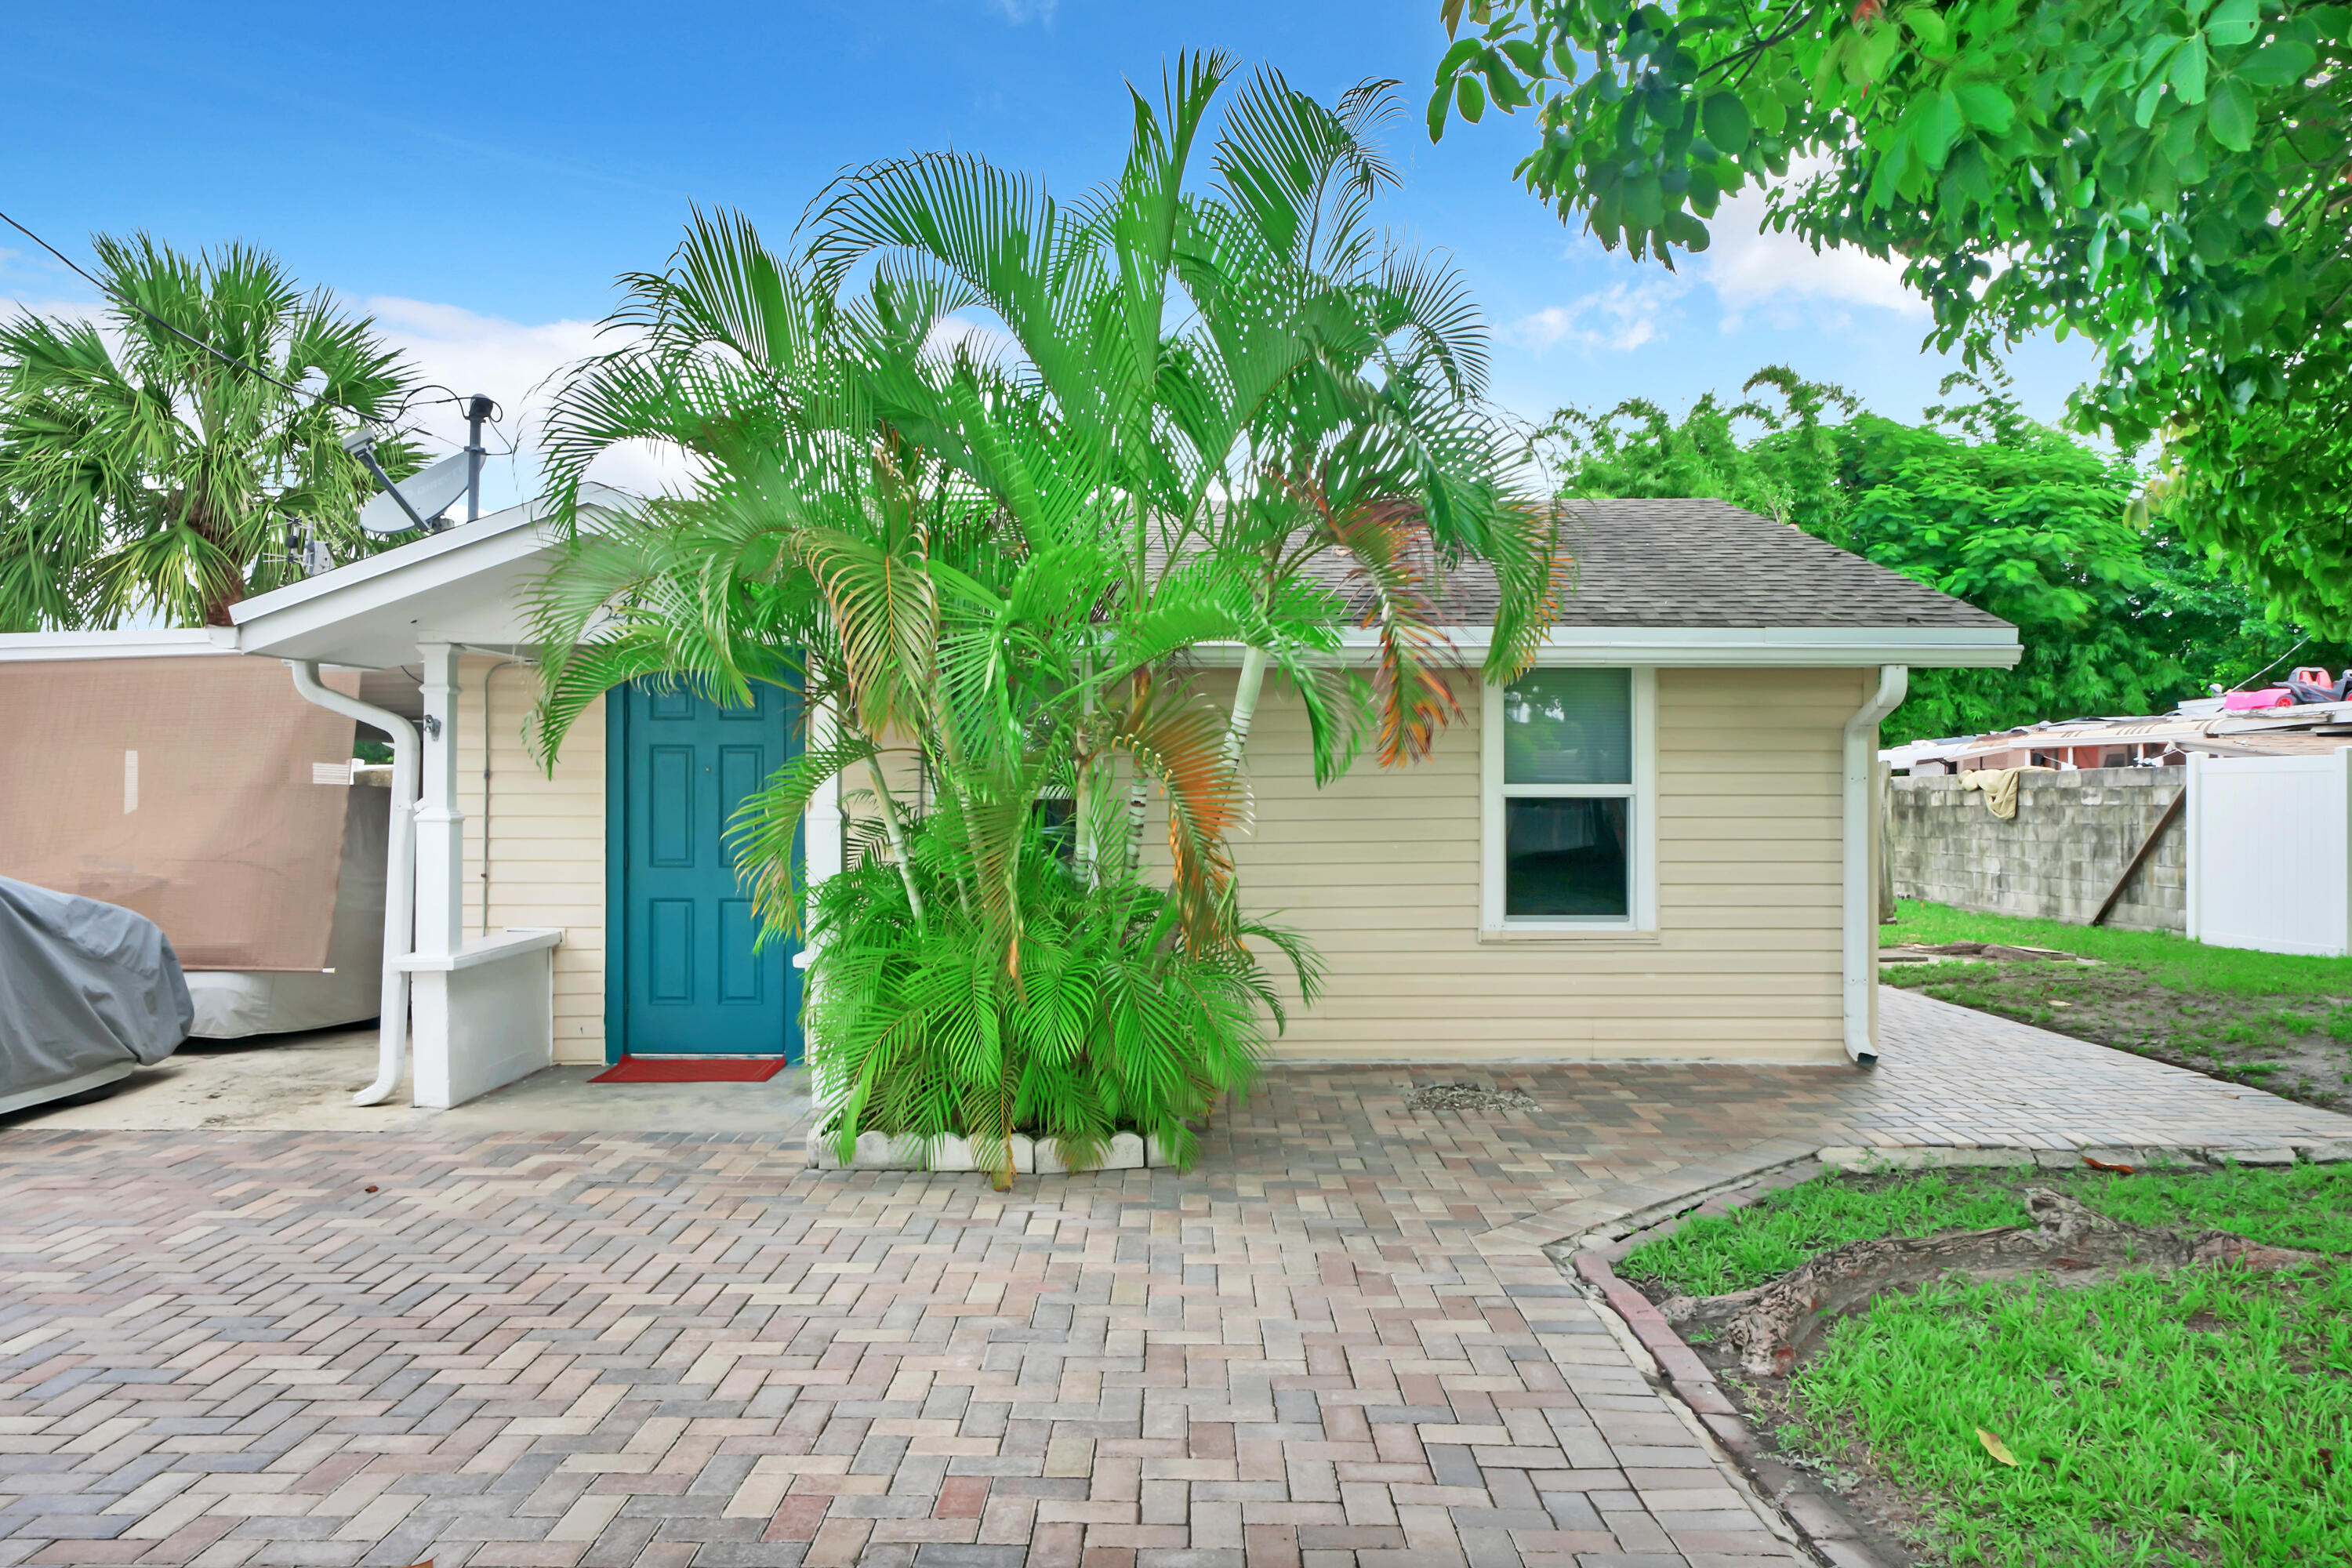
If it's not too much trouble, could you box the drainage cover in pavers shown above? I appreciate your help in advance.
[1403,1080,1539,1113]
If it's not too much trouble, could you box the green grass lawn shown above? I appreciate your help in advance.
[1880,900,2352,1109]
[1623,1163,2352,1566]
[1880,899,2352,995]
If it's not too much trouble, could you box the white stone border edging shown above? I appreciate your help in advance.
[804,1129,1176,1173]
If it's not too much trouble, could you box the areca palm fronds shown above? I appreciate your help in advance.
[808,812,1319,1176]
[528,64,1564,1178]
[0,234,420,629]
[811,57,1570,780]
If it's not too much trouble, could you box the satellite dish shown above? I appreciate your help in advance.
[357,450,474,535]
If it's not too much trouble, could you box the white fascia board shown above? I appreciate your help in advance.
[229,484,637,646]
[0,627,241,662]
[1189,624,2020,669]
[231,500,547,629]
[237,525,554,655]
[234,514,579,664]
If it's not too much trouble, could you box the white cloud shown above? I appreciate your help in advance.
[922,311,1019,366]
[0,245,107,331]
[1700,171,1926,332]
[0,292,107,329]
[987,0,1058,20]
[1509,277,1686,354]
[364,296,694,508]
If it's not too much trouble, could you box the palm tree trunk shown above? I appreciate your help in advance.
[185,501,246,628]
[865,757,926,924]
[1073,757,1099,887]
[1123,770,1151,873]
[1225,644,1270,760]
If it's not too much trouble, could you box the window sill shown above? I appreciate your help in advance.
[1478,924,1661,946]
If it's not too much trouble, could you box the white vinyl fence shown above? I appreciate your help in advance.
[2187,750,2352,956]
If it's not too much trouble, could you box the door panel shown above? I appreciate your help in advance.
[648,900,695,1004]
[615,679,800,1058]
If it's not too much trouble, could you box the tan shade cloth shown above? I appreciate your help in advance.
[1960,764,2056,820]
[0,657,365,970]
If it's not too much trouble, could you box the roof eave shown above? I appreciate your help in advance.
[1287,625,2022,669]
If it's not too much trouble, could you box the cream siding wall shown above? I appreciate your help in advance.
[1221,664,1860,1063]
[523,664,1862,1067]
[453,655,608,1064]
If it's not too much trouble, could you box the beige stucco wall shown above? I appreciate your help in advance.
[453,655,608,1065]
[1221,664,1862,1063]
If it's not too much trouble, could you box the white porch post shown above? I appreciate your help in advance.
[407,642,468,1107]
[802,692,844,938]
[415,642,466,957]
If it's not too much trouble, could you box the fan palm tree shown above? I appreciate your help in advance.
[0,233,419,630]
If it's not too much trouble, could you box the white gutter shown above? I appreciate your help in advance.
[289,661,418,1105]
[1842,665,1909,1064]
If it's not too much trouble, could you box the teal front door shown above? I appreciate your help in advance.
[609,678,800,1059]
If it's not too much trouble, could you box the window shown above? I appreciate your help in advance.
[1033,793,1076,863]
[1481,667,1654,935]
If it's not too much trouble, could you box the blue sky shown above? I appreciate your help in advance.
[2,0,2098,508]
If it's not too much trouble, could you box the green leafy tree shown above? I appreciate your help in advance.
[1428,0,2352,626]
[0,234,419,630]
[1544,368,2342,741]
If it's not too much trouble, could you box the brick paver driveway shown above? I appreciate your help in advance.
[4,991,2347,1568]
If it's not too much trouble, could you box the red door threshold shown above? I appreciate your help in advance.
[589,1056,790,1084]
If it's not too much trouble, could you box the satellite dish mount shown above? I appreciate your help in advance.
[463,394,495,524]
[343,394,501,537]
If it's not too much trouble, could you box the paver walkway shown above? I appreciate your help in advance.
[2,992,2347,1568]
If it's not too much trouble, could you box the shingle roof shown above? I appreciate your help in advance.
[1472,498,2007,630]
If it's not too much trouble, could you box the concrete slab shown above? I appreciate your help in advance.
[440,1060,814,1135]
[0,1027,815,1137]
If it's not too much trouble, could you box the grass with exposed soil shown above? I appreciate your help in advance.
[1880,899,2352,1109]
[1621,1163,2352,1566]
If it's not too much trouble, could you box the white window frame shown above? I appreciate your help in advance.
[1479,665,1657,938]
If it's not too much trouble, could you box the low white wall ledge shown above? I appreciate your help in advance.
[396,927,564,973]
[404,927,565,1109]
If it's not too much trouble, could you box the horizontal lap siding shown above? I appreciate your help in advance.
[455,656,607,1065]
[1226,665,1857,1064]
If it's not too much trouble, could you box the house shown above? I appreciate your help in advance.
[3,492,2017,1107]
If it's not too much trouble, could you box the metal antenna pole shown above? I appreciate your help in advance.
[342,430,430,532]
[464,395,495,522]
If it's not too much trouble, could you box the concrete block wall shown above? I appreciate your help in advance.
[1888,767,2186,932]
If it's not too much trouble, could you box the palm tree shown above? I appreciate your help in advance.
[525,62,1563,1179]
[539,57,1565,877]
[0,233,419,630]
[804,60,1566,857]
[528,215,1271,1180]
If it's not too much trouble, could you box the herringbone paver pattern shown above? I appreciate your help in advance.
[3,993,2346,1567]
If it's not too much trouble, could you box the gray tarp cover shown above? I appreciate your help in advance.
[0,876,190,1100]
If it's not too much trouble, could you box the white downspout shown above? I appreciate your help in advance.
[289,661,417,1105]
[1842,664,1908,1065]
